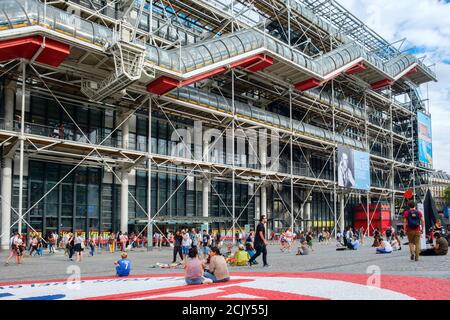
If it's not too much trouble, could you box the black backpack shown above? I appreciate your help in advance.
[407,210,421,229]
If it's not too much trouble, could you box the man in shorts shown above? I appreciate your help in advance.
[201,230,210,257]
[403,201,425,261]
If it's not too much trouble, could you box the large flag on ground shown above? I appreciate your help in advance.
[423,189,438,233]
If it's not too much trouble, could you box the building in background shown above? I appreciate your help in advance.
[430,171,450,212]
[0,0,438,247]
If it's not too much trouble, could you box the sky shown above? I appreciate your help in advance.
[335,0,450,173]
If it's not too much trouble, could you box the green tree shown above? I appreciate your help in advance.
[445,186,450,206]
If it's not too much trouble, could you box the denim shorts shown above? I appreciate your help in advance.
[185,277,203,285]
[182,246,190,255]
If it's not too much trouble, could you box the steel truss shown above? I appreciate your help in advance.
[0,0,435,247]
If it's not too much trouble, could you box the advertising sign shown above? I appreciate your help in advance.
[338,146,370,191]
[417,112,433,167]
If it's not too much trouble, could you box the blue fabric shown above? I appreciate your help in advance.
[116,258,131,276]
[203,271,217,282]
[185,277,203,285]
[204,271,230,283]
[348,240,360,250]
[376,248,392,254]
[182,246,190,255]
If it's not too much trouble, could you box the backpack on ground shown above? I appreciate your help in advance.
[407,210,420,229]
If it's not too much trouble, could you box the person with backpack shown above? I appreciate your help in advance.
[403,201,425,262]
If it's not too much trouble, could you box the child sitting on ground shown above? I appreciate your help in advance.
[114,252,131,277]
[245,242,258,265]
[233,244,250,266]
[296,241,310,256]
[376,238,393,254]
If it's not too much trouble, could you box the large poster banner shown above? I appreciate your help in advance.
[338,146,370,191]
[417,112,433,167]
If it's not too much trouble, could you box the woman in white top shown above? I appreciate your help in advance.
[181,231,192,257]
[74,233,84,262]
[376,238,393,254]
[390,233,402,251]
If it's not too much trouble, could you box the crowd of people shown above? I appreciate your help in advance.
[3,202,448,285]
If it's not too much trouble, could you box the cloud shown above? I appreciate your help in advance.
[336,0,450,173]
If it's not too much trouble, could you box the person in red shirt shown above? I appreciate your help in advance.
[403,201,425,261]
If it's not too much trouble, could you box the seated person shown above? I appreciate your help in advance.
[347,236,360,250]
[184,247,212,285]
[224,243,233,258]
[296,241,310,256]
[376,238,393,254]
[390,233,402,251]
[420,232,448,256]
[204,247,230,283]
[114,252,131,277]
[245,242,258,265]
[372,235,381,248]
[233,244,250,266]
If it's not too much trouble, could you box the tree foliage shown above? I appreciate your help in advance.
[445,186,450,206]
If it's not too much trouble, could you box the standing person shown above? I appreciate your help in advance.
[201,230,210,257]
[285,227,294,252]
[74,233,84,262]
[109,233,116,253]
[14,234,25,264]
[190,229,198,249]
[4,232,18,265]
[119,232,128,251]
[36,236,44,256]
[235,231,241,245]
[154,232,160,248]
[182,230,191,256]
[116,231,122,251]
[172,230,183,263]
[89,236,96,257]
[403,201,425,262]
[359,227,365,246]
[53,231,59,250]
[306,232,314,251]
[29,236,38,256]
[215,232,221,248]
[67,232,75,261]
[248,215,269,267]
[48,233,55,254]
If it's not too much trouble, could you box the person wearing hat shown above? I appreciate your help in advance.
[114,252,131,277]
[233,244,250,266]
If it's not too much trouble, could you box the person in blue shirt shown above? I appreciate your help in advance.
[114,252,131,277]
[347,235,360,250]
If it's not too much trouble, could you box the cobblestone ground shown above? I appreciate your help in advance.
[0,239,449,283]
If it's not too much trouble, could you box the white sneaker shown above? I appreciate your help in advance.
[203,278,213,284]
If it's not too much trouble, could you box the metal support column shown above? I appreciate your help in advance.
[120,112,129,233]
[147,97,152,249]
[1,79,15,249]
[18,62,26,234]
[339,192,345,234]
[289,89,294,230]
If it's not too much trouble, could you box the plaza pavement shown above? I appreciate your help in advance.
[0,239,449,283]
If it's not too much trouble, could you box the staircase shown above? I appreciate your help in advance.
[81,36,146,102]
